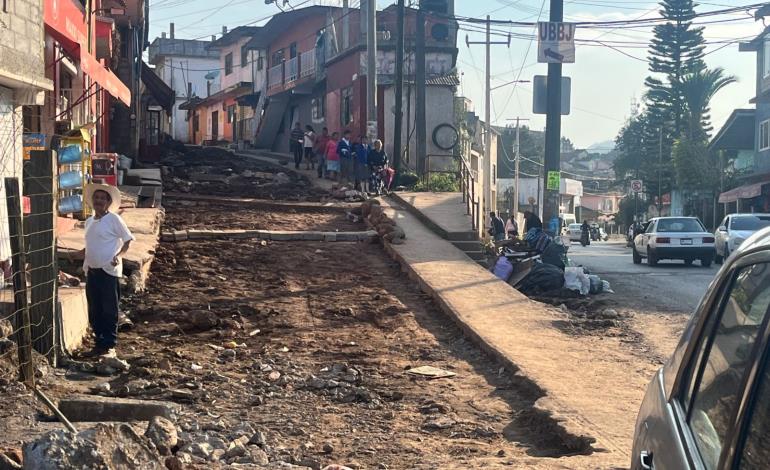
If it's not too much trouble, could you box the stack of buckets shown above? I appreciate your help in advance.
[58,144,87,214]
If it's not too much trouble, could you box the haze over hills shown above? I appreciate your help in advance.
[587,140,616,155]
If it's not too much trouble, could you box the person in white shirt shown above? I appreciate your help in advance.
[76,184,134,358]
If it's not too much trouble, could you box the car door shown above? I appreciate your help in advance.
[637,220,655,253]
[667,260,770,469]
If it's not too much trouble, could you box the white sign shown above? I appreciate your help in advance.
[631,180,643,193]
[537,22,576,64]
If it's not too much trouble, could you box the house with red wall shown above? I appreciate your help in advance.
[247,2,459,167]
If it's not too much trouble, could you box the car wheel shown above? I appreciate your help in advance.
[647,249,658,266]
[701,257,713,268]
[632,247,642,264]
[724,243,730,260]
[684,259,693,266]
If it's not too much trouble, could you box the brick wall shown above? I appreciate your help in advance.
[0,0,46,86]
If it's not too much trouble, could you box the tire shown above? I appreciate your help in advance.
[647,249,658,266]
[632,247,642,264]
[684,259,694,266]
[724,243,730,261]
[701,257,713,268]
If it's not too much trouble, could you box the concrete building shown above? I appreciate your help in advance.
[184,26,264,146]
[148,28,220,143]
[0,0,53,259]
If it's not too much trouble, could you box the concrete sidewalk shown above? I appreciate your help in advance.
[379,197,648,469]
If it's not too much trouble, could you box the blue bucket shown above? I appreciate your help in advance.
[59,195,83,214]
[59,170,83,190]
[58,145,82,164]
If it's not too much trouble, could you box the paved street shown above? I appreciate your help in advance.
[567,240,718,315]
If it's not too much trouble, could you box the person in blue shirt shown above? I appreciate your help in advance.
[336,130,353,184]
[352,135,369,191]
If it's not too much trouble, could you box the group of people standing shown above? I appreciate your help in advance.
[488,210,543,242]
[289,122,394,193]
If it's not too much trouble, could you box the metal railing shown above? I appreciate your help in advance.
[423,154,480,232]
[300,49,315,78]
[267,63,283,89]
[286,57,298,83]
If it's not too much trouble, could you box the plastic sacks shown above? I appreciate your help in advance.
[588,274,603,295]
[493,256,514,282]
[517,263,565,295]
[564,267,591,296]
[541,242,567,270]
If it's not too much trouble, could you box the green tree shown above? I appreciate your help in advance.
[680,67,737,140]
[644,0,706,136]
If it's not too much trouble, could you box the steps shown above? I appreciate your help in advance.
[253,96,289,150]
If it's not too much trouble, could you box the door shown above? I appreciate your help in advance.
[211,111,219,141]
[675,262,770,469]
[636,220,654,253]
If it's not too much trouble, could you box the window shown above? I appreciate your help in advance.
[193,113,200,132]
[227,105,236,124]
[341,87,353,126]
[764,40,770,77]
[312,94,325,120]
[738,348,770,468]
[760,120,770,151]
[241,46,249,67]
[684,263,770,469]
[257,56,264,71]
[225,53,233,76]
[289,42,297,59]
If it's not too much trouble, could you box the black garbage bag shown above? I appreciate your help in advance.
[541,243,567,271]
[516,262,565,296]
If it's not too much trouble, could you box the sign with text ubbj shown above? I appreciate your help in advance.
[537,22,576,63]
[547,171,561,191]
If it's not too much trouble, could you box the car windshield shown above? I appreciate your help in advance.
[731,216,770,231]
[569,224,581,230]
[656,218,705,233]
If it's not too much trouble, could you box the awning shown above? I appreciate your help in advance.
[44,0,88,49]
[719,182,767,203]
[141,62,174,113]
[80,50,132,107]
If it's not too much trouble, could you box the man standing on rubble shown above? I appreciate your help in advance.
[75,184,135,358]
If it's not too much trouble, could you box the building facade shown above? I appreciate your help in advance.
[148,30,220,143]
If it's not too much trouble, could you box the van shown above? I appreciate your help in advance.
[561,213,576,233]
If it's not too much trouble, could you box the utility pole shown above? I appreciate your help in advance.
[366,0,377,141]
[392,0,405,181]
[342,0,350,50]
[515,119,521,216]
[466,17,510,223]
[657,127,662,216]
[415,8,427,175]
[542,0,564,235]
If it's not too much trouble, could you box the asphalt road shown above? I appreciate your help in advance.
[567,240,719,315]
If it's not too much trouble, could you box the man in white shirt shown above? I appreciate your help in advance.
[77,184,134,357]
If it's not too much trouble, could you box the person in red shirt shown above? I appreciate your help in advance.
[314,127,330,179]
[325,132,340,180]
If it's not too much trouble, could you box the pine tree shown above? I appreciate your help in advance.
[644,0,706,136]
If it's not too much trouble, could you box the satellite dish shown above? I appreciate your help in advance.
[204,70,220,80]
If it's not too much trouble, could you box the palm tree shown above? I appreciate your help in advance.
[680,67,737,141]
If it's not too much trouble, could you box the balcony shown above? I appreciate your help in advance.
[300,49,316,79]
[268,63,283,90]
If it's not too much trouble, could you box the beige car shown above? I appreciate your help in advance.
[631,227,770,469]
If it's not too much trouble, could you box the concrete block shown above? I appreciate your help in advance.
[59,287,88,354]
[221,230,250,239]
[335,232,362,242]
[300,231,324,241]
[323,233,337,242]
[187,229,214,240]
[58,396,179,422]
[267,231,297,241]
[161,231,175,242]
[173,230,188,242]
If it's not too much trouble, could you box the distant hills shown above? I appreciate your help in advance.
[587,140,616,155]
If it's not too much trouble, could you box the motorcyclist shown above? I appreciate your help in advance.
[580,220,591,246]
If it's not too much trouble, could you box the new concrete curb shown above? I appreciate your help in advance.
[161,229,378,243]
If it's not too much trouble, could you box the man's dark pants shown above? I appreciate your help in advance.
[291,141,303,169]
[86,268,120,349]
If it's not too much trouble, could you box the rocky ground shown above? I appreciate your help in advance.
[0,150,591,469]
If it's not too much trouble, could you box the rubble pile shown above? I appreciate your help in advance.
[357,200,406,245]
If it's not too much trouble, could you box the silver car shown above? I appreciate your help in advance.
[714,213,770,264]
[631,227,770,469]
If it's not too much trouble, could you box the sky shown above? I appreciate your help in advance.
[148,0,767,149]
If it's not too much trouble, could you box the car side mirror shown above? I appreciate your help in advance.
[718,226,727,232]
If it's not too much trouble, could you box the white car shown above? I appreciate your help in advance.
[632,217,716,267]
[567,223,582,242]
[714,213,770,264]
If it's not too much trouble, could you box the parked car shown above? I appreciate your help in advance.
[631,227,770,470]
[632,217,715,267]
[567,223,582,242]
[714,213,770,264]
